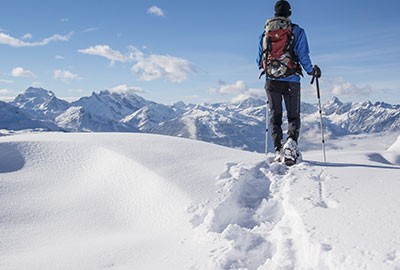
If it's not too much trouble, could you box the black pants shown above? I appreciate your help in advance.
[265,80,301,150]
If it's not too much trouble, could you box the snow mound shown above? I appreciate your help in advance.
[388,135,400,152]
[384,135,400,165]
[0,132,260,269]
[0,140,193,269]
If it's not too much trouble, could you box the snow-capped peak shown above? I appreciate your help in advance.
[13,87,55,105]
[25,87,55,97]
[327,96,343,106]
[322,96,345,115]
[11,87,70,120]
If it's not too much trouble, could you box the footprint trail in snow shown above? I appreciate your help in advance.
[189,160,335,270]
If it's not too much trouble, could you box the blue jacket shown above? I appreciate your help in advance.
[257,22,313,82]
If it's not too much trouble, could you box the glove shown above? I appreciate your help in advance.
[308,65,321,78]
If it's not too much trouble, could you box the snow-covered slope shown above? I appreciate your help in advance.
[1,132,399,270]
[55,106,137,132]
[121,102,181,133]
[0,100,58,131]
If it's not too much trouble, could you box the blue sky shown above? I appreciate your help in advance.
[0,0,399,104]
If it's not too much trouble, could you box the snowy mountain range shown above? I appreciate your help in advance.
[2,87,399,152]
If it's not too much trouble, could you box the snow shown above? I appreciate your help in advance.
[55,106,84,130]
[1,132,400,269]
[384,135,400,165]
[388,135,400,152]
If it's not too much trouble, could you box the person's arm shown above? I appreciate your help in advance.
[293,26,313,75]
[256,31,265,70]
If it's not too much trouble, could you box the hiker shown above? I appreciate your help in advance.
[257,0,321,165]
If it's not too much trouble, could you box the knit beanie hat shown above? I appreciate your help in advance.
[275,0,292,18]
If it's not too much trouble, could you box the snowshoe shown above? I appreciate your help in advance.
[282,138,298,166]
[274,149,283,163]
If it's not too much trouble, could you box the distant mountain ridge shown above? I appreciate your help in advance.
[2,87,399,152]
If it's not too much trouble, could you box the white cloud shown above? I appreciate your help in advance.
[60,96,80,102]
[131,48,195,83]
[78,45,194,83]
[62,91,84,102]
[11,67,35,78]
[55,55,65,60]
[109,84,145,94]
[22,33,32,40]
[78,45,132,64]
[0,79,13,84]
[147,5,165,17]
[0,88,16,102]
[32,81,44,88]
[0,88,12,95]
[209,80,249,95]
[83,27,100,33]
[54,69,79,83]
[67,89,83,93]
[183,95,201,100]
[0,32,72,48]
[231,89,265,103]
[209,80,265,102]
[0,95,15,102]
[323,77,373,97]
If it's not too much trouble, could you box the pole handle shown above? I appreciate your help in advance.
[311,76,321,99]
[316,77,321,99]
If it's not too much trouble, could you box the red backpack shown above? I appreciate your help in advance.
[260,17,301,79]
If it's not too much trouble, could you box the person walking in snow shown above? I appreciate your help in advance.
[257,0,321,165]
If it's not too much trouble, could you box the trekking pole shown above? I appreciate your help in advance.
[311,76,327,162]
[265,100,269,155]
